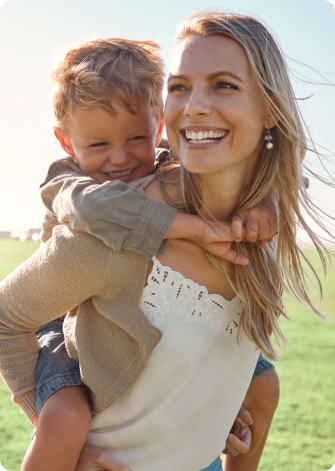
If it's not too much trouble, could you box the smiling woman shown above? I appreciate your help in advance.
[165,34,272,179]
[157,10,334,362]
[80,9,334,471]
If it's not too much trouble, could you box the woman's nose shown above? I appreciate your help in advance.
[183,88,211,119]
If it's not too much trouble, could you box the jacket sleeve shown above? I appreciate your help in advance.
[0,226,111,422]
[40,158,177,259]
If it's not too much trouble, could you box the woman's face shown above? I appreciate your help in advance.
[165,34,269,177]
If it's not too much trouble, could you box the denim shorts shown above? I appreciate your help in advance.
[35,319,84,415]
[252,353,275,379]
[200,456,222,471]
[35,320,274,414]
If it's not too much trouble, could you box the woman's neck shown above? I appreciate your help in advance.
[197,163,253,221]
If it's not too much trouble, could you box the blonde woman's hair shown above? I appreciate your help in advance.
[52,38,165,133]
[159,10,333,360]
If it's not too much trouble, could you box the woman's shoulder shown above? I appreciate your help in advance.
[138,168,182,206]
[129,174,157,194]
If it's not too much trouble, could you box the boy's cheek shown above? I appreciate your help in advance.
[137,143,157,169]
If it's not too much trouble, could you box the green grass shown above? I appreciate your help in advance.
[0,240,40,471]
[0,240,334,471]
[259,249,335,471]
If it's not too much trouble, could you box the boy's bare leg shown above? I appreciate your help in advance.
[223,368,280,471]
[21,386,92,471]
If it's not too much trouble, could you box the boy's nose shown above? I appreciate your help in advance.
[109,149,130,166]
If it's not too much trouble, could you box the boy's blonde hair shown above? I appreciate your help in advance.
[52,38,165,133]
[159,10,333,360]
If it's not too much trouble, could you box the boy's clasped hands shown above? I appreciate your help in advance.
[169,189,278,266]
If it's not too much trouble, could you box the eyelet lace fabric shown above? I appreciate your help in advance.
[141,257,241,337]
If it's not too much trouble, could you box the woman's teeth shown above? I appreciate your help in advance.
[107,168,134,177]
[184,130,226,143]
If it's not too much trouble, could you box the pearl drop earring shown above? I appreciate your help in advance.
[264,128,273,149]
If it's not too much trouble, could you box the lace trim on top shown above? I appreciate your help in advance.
[140,257,241,337]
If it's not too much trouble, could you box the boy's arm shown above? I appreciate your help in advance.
[40,158,177,258]
[41,158,280,265]
[0,226,110,422]
[40,158,250,265]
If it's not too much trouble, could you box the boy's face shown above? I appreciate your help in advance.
[55,102,164,184]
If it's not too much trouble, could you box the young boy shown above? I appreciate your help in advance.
[6,39,278,471]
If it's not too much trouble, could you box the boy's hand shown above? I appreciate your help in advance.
[76,444,133,471]
[166,189,279,265]
[194,222,249,265]
[232,191,278,248]
[166,213,249,265]
[223,405,253,456]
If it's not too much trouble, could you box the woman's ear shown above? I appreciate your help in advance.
[264,114,277,129]
[264,103,280,129]
[155,118,165,146]
[54,128,76,159]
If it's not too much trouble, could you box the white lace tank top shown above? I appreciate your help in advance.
[86,257,259,471]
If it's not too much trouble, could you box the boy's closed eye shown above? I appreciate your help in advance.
[130,135,147,142]
[90,142,108,147]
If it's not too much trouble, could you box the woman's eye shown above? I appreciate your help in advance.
[90,142,108,147]
[168,84,186,93]
[215,81,238,90]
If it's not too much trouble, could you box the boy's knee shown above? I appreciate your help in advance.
[39,385,91,429]
[247,368,280,416]
[262,368,280,413]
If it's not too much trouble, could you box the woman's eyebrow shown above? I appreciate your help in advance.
[168,73,188,83]
[168,71,245,84]
[208,71,245,84]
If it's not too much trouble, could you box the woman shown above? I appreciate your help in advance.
[0,10,331,471]
[77,10,331,471]
[66,10,332,471]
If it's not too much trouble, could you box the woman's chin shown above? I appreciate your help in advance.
[181,156,228,176]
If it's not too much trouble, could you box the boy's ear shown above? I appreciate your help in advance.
[155,118,165,147]
[54,128,76,159]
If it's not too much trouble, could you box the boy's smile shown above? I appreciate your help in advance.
[55,102,164,184]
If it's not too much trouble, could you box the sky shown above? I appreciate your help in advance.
[0,0,334,239]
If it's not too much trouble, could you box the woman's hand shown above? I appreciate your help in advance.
[76,445,133,471]
[223,405,253,456]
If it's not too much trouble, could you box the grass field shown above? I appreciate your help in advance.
[0,240,334,471]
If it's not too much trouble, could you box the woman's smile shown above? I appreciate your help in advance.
[181,127,228,148]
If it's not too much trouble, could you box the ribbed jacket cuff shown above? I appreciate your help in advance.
[15,390,38,423]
